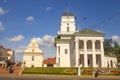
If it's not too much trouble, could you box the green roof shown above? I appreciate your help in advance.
[74,28,105,37]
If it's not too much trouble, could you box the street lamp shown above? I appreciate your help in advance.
[78,56,81,76]
[77,17,86,76]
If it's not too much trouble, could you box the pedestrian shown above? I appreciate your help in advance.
[94,68,99,78]
[9,65,14,73]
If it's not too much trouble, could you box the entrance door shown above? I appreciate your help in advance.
[88,54,92,67]
[96,55,101,67]
[47,64,53,67]
[110,60,113,68]
[80,54,84,67]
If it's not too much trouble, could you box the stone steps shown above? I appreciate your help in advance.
[0,66,23,76]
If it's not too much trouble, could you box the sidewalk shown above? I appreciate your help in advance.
[1,74,120,80]
[22,74,120,78]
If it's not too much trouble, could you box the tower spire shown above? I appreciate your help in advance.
[66,3,69,17]
[66,4,68,14]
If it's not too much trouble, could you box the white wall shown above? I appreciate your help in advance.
[23,53,43,67]
[56,43,70,67]
[104,56,117,68]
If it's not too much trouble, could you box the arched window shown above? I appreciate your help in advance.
[79,40,84,49]
[95,40,100,49]
[87,40,92,49]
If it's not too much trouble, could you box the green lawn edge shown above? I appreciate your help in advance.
[22,67,120,76]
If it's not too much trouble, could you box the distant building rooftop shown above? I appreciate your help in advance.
[43,57,56,64]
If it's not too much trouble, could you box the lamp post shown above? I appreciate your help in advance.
[77,23,81,76]
[77,17,86,76]
[78,57,81,76]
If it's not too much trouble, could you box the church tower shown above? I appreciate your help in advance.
[58,9,76,35]
[55,8,76,67]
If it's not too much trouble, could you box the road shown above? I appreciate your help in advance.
[0,75,120,80]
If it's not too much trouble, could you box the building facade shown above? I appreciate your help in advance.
[0,45,14,65]
[23,39,43,67]
[54,12,117,68]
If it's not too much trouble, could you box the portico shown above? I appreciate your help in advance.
[74,34,105,67]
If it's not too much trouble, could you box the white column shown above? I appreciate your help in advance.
[101,40,105,67]
[92,40,96,67]
[84,40,88,67]
[75,39,79,67]
[56,45,59,67]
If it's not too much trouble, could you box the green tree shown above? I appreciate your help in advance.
[113,41,120,62]
[104,39,113,55]
[104,39,120,62]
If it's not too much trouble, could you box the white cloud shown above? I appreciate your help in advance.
[112,35,120,44]
[46,6,52,11]
[96,29,104,33]
[15,46,26,53]
[0,7,6,15]
[0,21,5,31]
[31,35,54,48]
[6,35,24,42]
[25,16,35,24]
[112,35,120,41]
[26,16,34,21]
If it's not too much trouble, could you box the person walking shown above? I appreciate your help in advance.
[94,68,99,78]
[9,65,14,73]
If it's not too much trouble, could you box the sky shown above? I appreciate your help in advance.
[0,0,120,62]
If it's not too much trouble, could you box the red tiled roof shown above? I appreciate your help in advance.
[43,57,56,64]
[6,48,12,51]
[0,45,13,51]
[0,45,6,49]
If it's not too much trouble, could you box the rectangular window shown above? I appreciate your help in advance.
[67,27,69,32]
[58,46,60,54]
[65,49,68,54]
[32,55,34,61]
[32,49,34,52]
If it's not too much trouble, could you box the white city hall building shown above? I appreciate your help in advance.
[23,39,43,67]
[54,12,117,68]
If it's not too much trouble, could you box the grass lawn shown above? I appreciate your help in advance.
[22,67,120,76]
[23,67,77,75]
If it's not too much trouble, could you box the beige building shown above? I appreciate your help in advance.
[23,38,43,67]
[0,46,14,66]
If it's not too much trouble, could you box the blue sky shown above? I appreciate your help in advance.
[0,0,120,62]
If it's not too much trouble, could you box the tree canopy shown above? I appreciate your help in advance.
[104,39,120,62]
